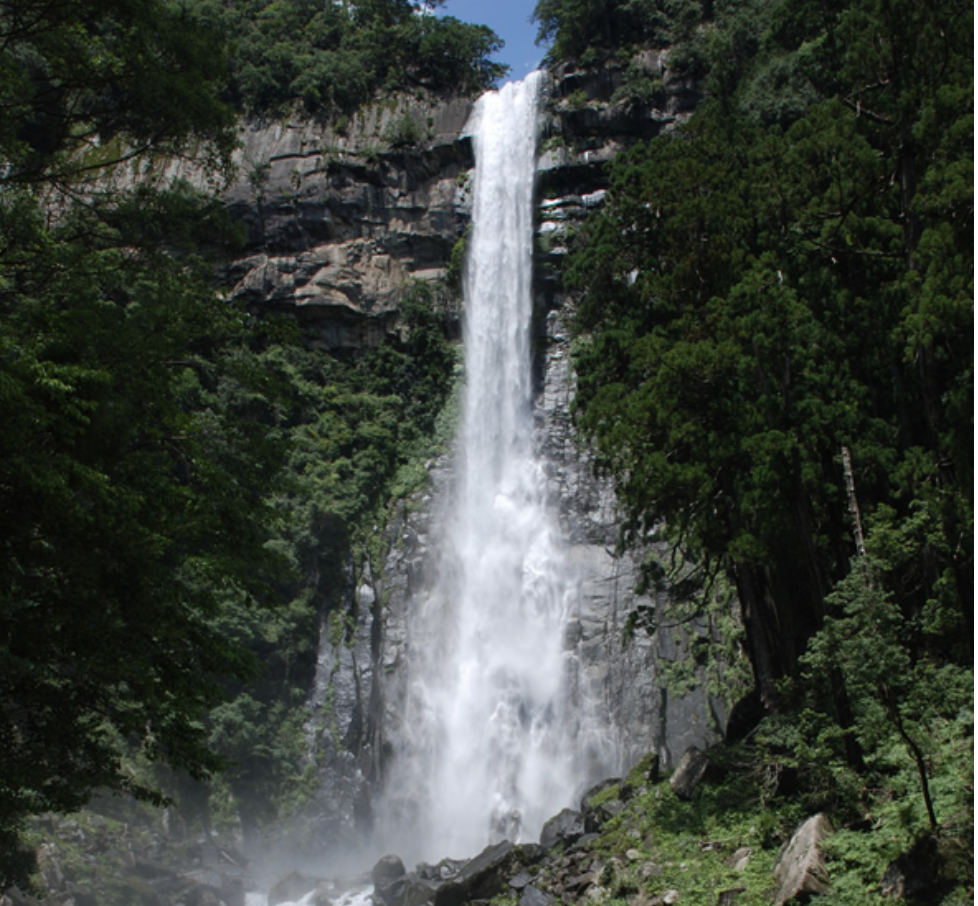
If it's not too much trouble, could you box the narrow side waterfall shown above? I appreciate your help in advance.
[382,72,583,862]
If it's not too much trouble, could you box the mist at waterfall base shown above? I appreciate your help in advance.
[374,70,615,867]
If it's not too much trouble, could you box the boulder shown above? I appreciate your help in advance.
[372,854,408,906]
[540,809,586,850]
[269,870,324,906]
[416,859,465,882]
[880,836,938,899]
[772,814,834,905]
[669,747,710,801]
[508,871,534,891]
[396,876,439,906]
[581,781,626,834]
[725,847,753,872]
[583,797,625,834]
[433,841,523,906]
[517,843,548,864]
[518,885,553,906]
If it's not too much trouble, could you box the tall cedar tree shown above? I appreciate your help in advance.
[566,0,972,710]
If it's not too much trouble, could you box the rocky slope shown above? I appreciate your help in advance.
[12,742,949,906]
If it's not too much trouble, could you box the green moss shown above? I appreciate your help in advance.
[626,751,660,788]
[586,783,623,809]
[566,88,590,109]
[489,895,517,906]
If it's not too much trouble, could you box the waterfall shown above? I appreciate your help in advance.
[383,72,582,862]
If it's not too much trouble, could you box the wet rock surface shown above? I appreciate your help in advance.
[16,749,917,906]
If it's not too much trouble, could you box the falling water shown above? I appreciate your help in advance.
[386,71,581,861]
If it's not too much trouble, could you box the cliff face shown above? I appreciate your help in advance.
[224,59,720,856]
[221,93,475,349]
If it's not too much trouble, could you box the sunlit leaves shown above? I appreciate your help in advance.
[192,0,506,117]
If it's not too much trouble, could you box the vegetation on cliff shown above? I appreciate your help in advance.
[1,0,971,898]
[550,0,972,896]
[188,0,507,117]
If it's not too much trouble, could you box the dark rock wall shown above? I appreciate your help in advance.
[221,93,475,350]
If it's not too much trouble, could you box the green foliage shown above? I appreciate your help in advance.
[532,0,708,64]
[0,0,304,885]
[193,279,460,828]
[795,507,974,839]
[0,0,237,187]
[568,0,972,713]
[610,61,665,109]
[0,181,293,885]
[189,0,507,118]
[447,229,470,294]
[592,758,795,906]
[383,111,424,148]
[566,88,591,109]
[586,783,623,808]
[580,730,973,905]
[565,0,971,893]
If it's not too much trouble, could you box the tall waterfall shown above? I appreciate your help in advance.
[384,72,582,861]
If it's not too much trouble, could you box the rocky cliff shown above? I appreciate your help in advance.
[221,92,476,350]
[218,56,721,861]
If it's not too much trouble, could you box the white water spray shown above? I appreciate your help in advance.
[386,72,581,861]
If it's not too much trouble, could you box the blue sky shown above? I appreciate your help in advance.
[440,0,547,82]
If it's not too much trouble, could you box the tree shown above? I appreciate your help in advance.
[0,185,295,884]
[0,0,237,187]
[797,499,973,836]
[0,0,294,887]
[190,0,507,117]
[532,0,706,64]
[567,0,972,714]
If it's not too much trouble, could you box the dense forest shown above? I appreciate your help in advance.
[564,0,973,707]
[0,0,972,900]
[548,0,973,898]
[0,0,480,886]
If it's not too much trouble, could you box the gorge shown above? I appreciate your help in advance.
[6,1,970,900]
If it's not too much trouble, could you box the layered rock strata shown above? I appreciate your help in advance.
[222,93,476,350]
